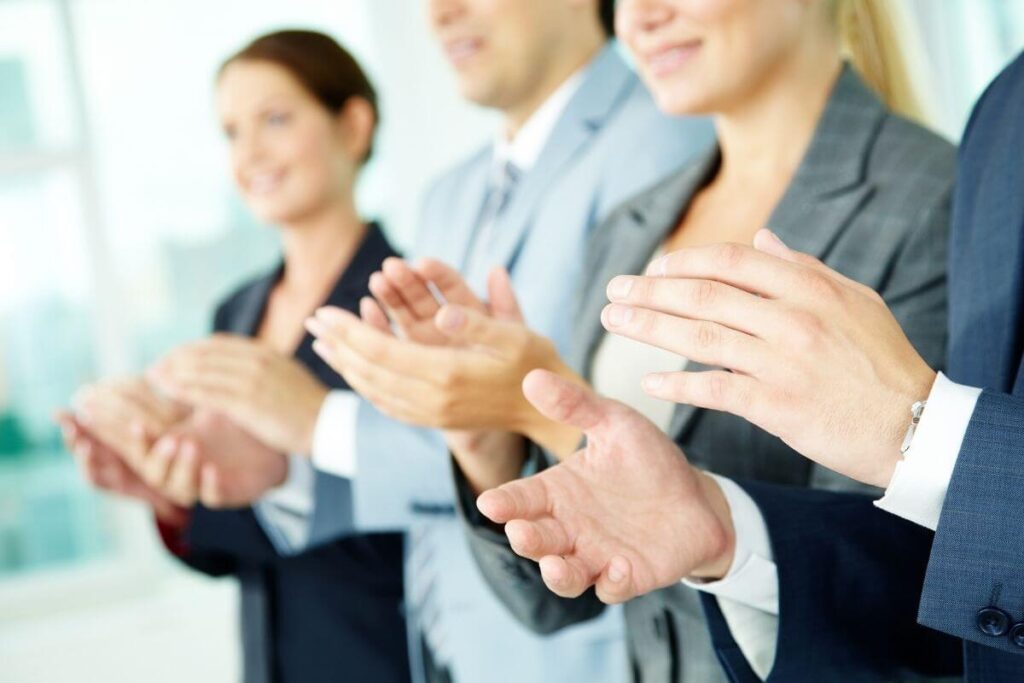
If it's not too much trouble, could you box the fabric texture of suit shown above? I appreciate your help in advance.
[696,53,1024,682]
[313,44,716,683]
[459,66,961,682]
[173,224,409,683]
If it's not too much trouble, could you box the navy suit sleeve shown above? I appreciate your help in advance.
[918,390,1024,654]
[701,482,963,682]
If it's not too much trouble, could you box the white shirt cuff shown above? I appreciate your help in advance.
[310,390,359,478]
[684,474,778,615]
[874,372,981,530]
[254,454,315,552]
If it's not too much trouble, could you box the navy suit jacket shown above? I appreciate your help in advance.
[700,52,1024,682]
[173,224,409,683]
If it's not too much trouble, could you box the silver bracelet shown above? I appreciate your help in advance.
[899,400,928,456]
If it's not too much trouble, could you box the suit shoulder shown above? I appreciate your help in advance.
[869,114,957,194]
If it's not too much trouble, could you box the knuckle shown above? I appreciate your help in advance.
[713,243,744,270]
[789,312,824,351]
[800,270,839,300]
[705,373,730,404]
[694,320,720,350]
[690,280,717,309]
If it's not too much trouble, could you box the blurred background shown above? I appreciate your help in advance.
[0,1,1021,680]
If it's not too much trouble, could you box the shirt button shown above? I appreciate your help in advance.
[1009,622,1024,649]
[976,607,1011,637]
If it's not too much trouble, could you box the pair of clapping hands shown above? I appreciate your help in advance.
[57,334,332,521]
[308,230,937,604]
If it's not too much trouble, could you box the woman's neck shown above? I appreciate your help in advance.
[714,48,843,189]
[278,196,367,297]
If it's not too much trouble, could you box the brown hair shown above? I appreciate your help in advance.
[220,30,379,161]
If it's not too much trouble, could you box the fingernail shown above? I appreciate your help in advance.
[315,307,346,324]
[762,229,790,252]
[304,317,325,337]
[646,256,667,277]
[608,561,626,583]
[312,340,334,362]
[643,374,664,390]
[438,307,465,331]
[606,304,634,327]
[607,277,634,300]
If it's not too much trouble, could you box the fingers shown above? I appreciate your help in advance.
[310,334,444,426]
[641,370,764,424]
[753,230,866,292]
[434,304,525,354]
[521,369,607,433]
[164,440,200,506]
[538,554,595,599]
[368,270,433,339]
[309,307,452,382]
[646,242,821,301]
[504,517,573,560]
[360,296,393,334]
[486,267,524,322]
[594,556,637,605]
[605,274,779,340]
[199,463,228,508]
[476,474,553,524]
[601,304,768,374]
[381,257,444,318]
[414,258,487,311]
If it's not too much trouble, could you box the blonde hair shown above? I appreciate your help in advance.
[833,0,928,124]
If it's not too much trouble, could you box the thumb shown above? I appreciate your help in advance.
[487,267,523,322]
[521,369,608,434]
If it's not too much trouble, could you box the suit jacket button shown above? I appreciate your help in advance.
[1009,622,1024,648]
[976,607,1011,637]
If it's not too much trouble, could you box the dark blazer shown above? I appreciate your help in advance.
[173,224,409,683]
[459,67,962,681]
[700,50,1024,683]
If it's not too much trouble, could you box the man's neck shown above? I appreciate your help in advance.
[502,40,605,139]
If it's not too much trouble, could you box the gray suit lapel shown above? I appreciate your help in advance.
[667,65,885,441]
[485,46,637,275]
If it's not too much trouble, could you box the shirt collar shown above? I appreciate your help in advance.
[493,65,588,173]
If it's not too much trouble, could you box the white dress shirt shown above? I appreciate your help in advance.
[257,70,588,548]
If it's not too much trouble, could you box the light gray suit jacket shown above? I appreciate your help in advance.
[318,45,715,683]
[459,66,959,682]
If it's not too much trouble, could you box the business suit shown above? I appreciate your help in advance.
[310,45,715,682]
[696,51,1024,683]
[459,66,962,681]
[170,224,409,683]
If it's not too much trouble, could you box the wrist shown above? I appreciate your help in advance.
[688,471,736,580]
[298,385,330,454]
[876,368,938,489]
[449,431,526,495]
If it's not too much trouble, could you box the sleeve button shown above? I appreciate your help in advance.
[976,606,1011,637]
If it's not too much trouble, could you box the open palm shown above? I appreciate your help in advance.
[477,370,729,604]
